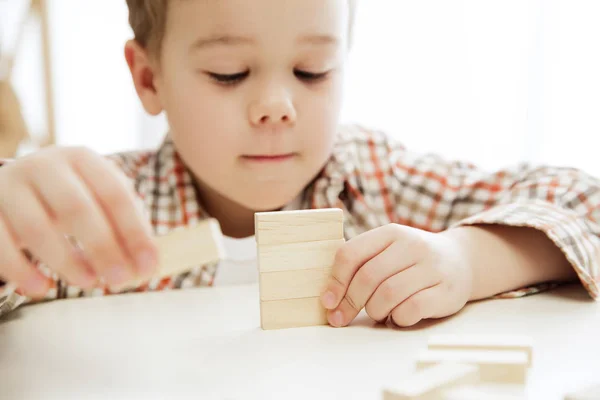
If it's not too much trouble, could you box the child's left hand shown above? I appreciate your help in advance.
[320,224,474,327]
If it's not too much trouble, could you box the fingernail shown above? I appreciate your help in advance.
[136,249,157,277]
[322,291,337,309]
[330,310,344,327]
[106,265,130,286]
[24,275,48,297]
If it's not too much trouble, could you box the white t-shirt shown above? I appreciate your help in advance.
[212,196,303,286]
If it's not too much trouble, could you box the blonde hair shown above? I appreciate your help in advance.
[126,0,357,56]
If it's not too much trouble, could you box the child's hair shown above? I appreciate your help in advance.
[126,0,357,57]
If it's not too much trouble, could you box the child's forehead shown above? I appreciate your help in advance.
[166,0,351,42]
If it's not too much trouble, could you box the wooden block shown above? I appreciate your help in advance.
[117,219,225,291]
[154,218,226,278]
[260,297,327,330]
[427,334,533,366]
[382,363,480,400]
[255,208,344,245]
[565,383,600,400]
[260,268,331,301]
[443,386,527,400]
[416,350,528,385]
[258,238,345,272]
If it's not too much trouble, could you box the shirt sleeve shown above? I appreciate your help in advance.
[358,128,600,300]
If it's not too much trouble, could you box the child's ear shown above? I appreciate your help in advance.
[124,40,163,116]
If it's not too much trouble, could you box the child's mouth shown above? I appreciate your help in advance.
[241,153,297,163]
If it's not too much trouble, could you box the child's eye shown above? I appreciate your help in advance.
[294,69,330,83]
[207,71,249,85]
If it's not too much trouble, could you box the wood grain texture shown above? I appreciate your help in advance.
[258,238,344,272]
[260,296,328,330]
[255,208,344,245]
[259,268,331,301]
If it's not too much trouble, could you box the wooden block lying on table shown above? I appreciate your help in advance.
[565,383,600,400]
[255,208,344,245]
[382,362,480,400]
[260,297,328,330]
[416,350,528,385]
[442,386,527,400]
[258,238,345,272]
[427,334,533,366]
[259,268,332,301]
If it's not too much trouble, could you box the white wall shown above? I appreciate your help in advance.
[4,0,600,175]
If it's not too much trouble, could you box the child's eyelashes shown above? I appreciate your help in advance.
[204,69,331,86]
[207,71,249,85]
[294,69,330,83]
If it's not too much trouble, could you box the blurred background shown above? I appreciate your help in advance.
[1,0,599,174]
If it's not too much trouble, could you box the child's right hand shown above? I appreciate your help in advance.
[0,147,158,298]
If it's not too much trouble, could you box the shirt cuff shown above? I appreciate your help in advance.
[450,199,600,300]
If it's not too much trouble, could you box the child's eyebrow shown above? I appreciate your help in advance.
[189,34,340,52]
[190,35,255,52]
[297,34,340,47]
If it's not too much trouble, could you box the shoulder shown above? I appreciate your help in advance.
[327,124,407,176]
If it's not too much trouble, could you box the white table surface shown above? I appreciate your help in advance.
[0,283,599,400]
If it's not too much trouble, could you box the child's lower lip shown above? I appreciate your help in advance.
[242,154,296,163]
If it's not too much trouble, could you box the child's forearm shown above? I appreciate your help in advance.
[442,225,579,301]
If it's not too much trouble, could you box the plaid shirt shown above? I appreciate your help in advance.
[1,124,599,316]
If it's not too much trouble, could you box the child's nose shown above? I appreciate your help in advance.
[249,94,297,127]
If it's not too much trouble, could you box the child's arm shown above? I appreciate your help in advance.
[442,224,578,302]
[321,126,599,327]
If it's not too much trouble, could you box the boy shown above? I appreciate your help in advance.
[0,0,598,328]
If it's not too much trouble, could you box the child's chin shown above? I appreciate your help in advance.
[237,190,302,213]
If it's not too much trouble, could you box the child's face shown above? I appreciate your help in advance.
[150,0,350,211]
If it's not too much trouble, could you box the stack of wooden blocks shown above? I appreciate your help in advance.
[383,334,534,399]
[255,208,345,330]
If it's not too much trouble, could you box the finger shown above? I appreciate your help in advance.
[30,166,135,288]
[0,213,50,299]
[390,285,443,327]
[1,188,97,290]
[322,224,417,310]
[364,263,441,323]
[71,151,157,278]
[327,240,421,327]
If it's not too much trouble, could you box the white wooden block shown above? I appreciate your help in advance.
[255,208,344,245]
[565,383,600,400]
[427,334,533,366]
[416,350,528,385]
[259,268,331,301]
[258,238,345,272]
[260,297,328,330]
[382,363,480,400]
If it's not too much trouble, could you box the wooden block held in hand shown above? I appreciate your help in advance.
[260,297,328,330]
[154,218,226,278]
[258,238,345,272]
[416,349,528,385]
[260,268,331,301]
[255,208,344,245]
[427,334,533,366]
[382,362,480,400]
